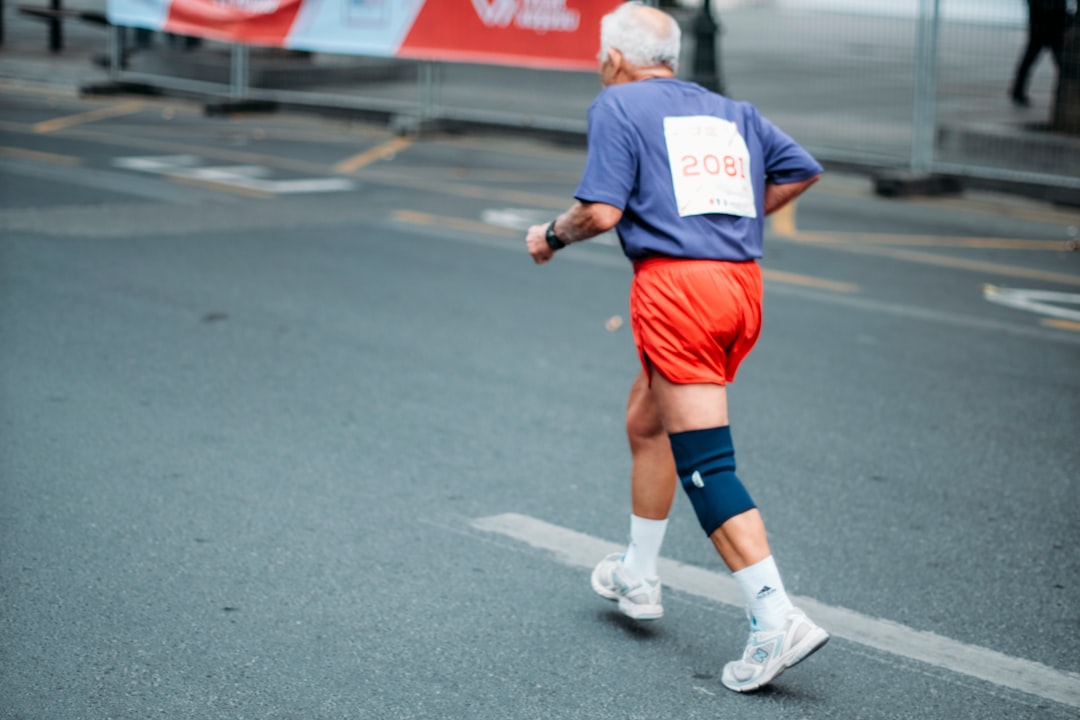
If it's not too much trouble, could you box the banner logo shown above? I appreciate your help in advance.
[216,0,281,14]
[471,0,580,32]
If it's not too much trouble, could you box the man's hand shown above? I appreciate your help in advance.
[525,202,621,266]
[526,223,556,265]
[764,175,820,215]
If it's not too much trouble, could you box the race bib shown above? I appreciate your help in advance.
[663,115,756,219]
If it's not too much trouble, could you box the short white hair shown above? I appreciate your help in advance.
[600,2,681,72]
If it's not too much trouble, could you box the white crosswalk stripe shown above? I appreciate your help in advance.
[472,512,1080,710]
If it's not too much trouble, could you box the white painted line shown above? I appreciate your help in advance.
[392,215,1080,346]
[984,286,1080,323]
[247,177,356,194]
[767,283,1080,346]
[174,166,273,181]
[3,156,216,204]
[480,207,549,230]
[112,155,355,195]
[112,155,201,171]
[471,512,1080,710]
[480,207,619,246]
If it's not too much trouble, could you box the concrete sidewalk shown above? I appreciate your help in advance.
[2,1,1079,204]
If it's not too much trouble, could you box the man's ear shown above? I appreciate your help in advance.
[608,47,625,74]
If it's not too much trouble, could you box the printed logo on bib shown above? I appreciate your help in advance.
[663,116,756,219]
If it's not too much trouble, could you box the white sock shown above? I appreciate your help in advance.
[621,514,668,580]
[733,555,796,631]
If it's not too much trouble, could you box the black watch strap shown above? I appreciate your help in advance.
[545,220,567,250]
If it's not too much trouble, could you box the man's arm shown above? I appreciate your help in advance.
[526,200,623,265]
[763,175,820,216]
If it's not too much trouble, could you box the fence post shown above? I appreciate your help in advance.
[108,25,124,77]
[230,43,249,100]
[418,60,438,123]
[910,0,940,175]
[874,0,960,197]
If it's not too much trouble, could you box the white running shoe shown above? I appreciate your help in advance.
[590,552,663,620]
[721,609,829,693]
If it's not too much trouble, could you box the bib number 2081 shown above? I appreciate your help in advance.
[682,154,746,179]
[664,115,756,219]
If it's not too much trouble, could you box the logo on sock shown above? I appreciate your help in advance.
[755,585,776,599]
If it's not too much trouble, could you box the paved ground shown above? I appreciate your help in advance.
[3,0,1080,201]
[1,82,1078,719]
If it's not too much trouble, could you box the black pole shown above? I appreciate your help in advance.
[691,0,724,95]
[49,0,62,53]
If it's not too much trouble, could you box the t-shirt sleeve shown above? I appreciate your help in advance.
[753,107,823,185]
[574,94,638,208]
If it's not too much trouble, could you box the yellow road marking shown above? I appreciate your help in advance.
[807,176,1080,225]
[369,166,580,184]
[1041,318,1080,332]
[761,268,859,293]
[373,169,566,208]
[169,175,273,199]
[770,202,798,238]
[0,146,81,165]
[334,137,414,174]
[919,194,1080,226]
[0,80,79,98]
[5,109,1074,287]
[393,209,519,237]
[33,101,145,134]
[779,231,1080,286]
[53,125,338,175]
[787,230,1071,252]
[0,118,732,211]
[395,209,859,293]
[859,244,1080,286]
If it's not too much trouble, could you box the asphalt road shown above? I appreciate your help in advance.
[1,84,1078,719]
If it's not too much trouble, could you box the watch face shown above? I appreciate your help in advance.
[546,223,565,249]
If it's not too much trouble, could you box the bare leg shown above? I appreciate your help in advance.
[709,510,771,573]
[626,370,678,520]
[647,370,771,573]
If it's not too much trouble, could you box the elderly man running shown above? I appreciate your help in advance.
[525,1,828,693]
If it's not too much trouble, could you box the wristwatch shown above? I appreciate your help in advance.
[545,220,567,250]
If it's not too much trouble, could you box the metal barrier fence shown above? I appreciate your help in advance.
[735,0,1080,194]
[90,0,1079,196]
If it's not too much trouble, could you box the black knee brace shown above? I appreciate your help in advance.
[668,426,756,536]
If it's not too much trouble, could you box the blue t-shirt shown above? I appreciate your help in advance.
[574,78,822,262]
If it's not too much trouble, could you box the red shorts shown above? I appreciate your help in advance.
[629,257,763,386]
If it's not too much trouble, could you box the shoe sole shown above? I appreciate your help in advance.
[590,568,620,601]
[723,627,830,693]
[590,568,663,620]
[617,597,663,621]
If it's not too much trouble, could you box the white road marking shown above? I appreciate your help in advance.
[113,155,202,171]
[471,512,1080,710]
[391,213,1080,346]
[112,155,355,195]
[767,283,1080,346]
[481,207,619,245]
[2,155,221,204]
[984,286,1080,323]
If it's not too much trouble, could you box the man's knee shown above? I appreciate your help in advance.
[627,404,665,450]
[668,426,756,536]
[626,375,664,449]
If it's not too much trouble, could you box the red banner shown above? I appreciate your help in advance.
[110,0,624,70]
[164,0,304,46]
[399,0,622,70]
